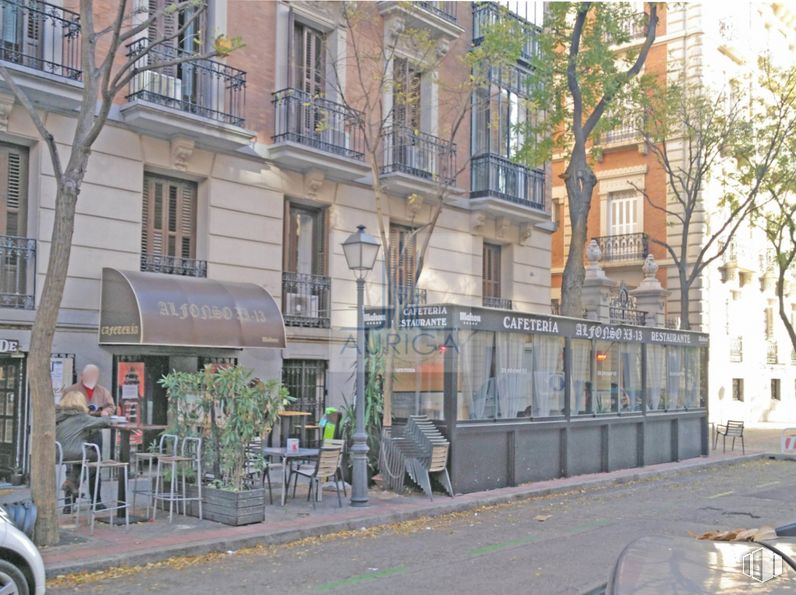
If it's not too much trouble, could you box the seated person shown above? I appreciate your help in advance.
[56,391,112,513]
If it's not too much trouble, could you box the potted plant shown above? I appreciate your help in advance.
[159,366,290,526]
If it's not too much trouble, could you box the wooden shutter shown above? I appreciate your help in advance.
[142,175,196,259]
[21,4,41,67]
[148,0,178,75]
[0,144,28,237]
[393,58,421,130]
[315,207,327,276]
[292,21,325,95]
[483,243,501,299]
[389,224,416,289]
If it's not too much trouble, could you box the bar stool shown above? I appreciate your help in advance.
[131,433,178,518]
[152,436,203,522]
[76,442,129,533]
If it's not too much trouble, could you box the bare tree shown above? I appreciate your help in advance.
[0,0,240,545]
[328,3,524,425]
[635,66,796,330]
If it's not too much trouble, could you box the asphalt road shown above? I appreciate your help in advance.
[50,458,796,594]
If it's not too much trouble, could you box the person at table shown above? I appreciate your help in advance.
[56,391,112,513]
[65,364,115,416]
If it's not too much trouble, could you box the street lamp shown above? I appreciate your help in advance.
[342,225,380,507]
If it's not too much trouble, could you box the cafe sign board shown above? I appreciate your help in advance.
[0,339,19,353]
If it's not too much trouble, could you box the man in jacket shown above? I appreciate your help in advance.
[65,364,115,416]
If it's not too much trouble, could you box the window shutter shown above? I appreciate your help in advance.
[142,175,196,260]
[483,243,501,299]
[389,224,416,290]
[0,144,28,237]
[316,207,327,276]
[21,5,41,65]
[148,0,178,76]
[179,182,195,259]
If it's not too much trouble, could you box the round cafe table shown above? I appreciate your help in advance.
[110,423,167,521]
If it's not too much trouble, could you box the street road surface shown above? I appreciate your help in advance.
[50,458,796,594]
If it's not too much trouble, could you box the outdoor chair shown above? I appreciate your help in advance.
[131,433,178,518]
[715,420,745,454]
[55,440,83,511]
[289,445,344,508]
[244,438,275,504]
[76,442,129,533]
[322,438,347,497]
[152,436,203,522]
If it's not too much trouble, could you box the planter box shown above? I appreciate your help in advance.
[185,484,265,526]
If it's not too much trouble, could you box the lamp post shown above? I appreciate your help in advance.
[342,225,381,507]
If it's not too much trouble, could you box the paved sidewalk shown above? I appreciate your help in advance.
[42,448,770,578]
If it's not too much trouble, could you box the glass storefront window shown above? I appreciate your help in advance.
[571,339,592,415]
[389,329,448,420]
[646,344,666,411]
[458,331,564,420]
[592,341,642,414]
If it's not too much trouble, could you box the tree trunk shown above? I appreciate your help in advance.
[29,180,81,545]
[561,154,596,318]
[678,266,691,331]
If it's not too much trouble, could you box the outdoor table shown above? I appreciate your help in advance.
[110,423,167,521]
[262,447,320,506]
[277,410,311,445]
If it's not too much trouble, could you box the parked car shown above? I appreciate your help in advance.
[0,506,46,594]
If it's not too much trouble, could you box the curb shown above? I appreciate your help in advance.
[45,452,768,577]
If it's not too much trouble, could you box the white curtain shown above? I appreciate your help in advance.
[647,345,665,411]
[622,345,642,412]
[496,333,529,418]
[667,347,683,409]
[571,340,591,414]
[458,331,494,420]
[684,347,701,408]
[533,337,562,417]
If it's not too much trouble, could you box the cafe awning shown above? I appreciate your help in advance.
[99,268,286,349]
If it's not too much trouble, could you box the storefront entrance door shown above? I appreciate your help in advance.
[0,358,23,471]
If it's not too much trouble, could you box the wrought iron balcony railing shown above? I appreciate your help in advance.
[767,341,779,365]
[592,233,649,262]
[140,254,207,278]
[381,126,456,185]
[0,0,81,80]
[483,296,512,310]
[471,154,546,211]
[416,1,457,22]
[392,283,427,306]
[126,39,247,127]
[472,2,540,64]
[609,282,646,326]
[0,235,35,309]
[605,12,648,44]
[282,271,331,328]
[272,88,365,161]
[729,336,743,363]
[600,115,643,144]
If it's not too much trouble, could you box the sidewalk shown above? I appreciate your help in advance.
[42,448,771,578]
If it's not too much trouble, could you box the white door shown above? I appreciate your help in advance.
[607,190,640,236]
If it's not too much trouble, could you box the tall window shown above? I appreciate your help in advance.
[771,378,781,401]
[284,202,326,276]
[282,359,327,443]
[393,57,422,130]
[472,65,532,158]
[607,190,641,236]
[141,175,197,262]
[389,224,417,299]
[0,144,27,237]
[765,307,774,340]
[732,378,744,402]
[483,243,502,300]
[291,20,325,96]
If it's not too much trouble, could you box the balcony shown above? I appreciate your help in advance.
[270,88,368,182]
[483,296,512,310]
[380,126,459,198]
[767,341,779,365]
[393,284,427,306]
[606,12,648,45]
[282,272,331,329]
[729,336,743,363]
[592,233,649,262]
[0,0,83,111]
[0,235,35,310]
[472,2,540,65]
[468,154,547,223]
[377,1,463,42]
[121,39,253,151]
[140,254,207,278]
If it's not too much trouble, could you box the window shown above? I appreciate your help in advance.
[147,0,205,71]
[281,360,327,443]
[284,203,326,275]
[482,243,502,300]
[291,20,325,96]
[732,378,744,402]
[0,143,27,237]
[389,224,417,303]
[765,307,774,340]
[472,65,532,159]
[141,174,197,263]
[607,190,641,237]
[393,57,422,130]
[771,378,781,401]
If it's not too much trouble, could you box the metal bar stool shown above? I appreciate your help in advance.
[152,437,202,523]
[179,437,203,520]
[76,442,129,533]
[131,433,178,518]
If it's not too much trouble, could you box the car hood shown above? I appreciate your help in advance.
[607,535,796,594]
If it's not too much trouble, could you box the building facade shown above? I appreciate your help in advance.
[550,2,796,424]
[0,0,553,474]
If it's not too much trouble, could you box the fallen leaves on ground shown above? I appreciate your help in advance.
[694,526,777,542]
